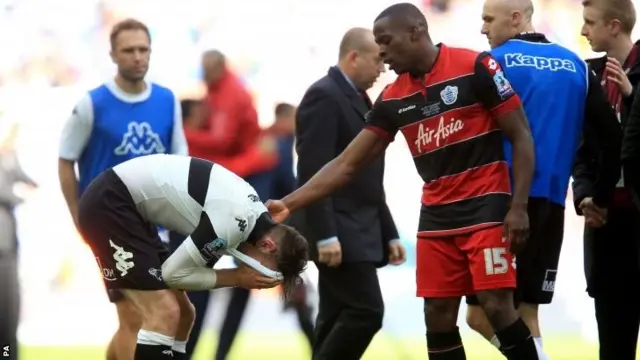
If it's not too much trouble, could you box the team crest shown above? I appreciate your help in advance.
[440,86,458,105]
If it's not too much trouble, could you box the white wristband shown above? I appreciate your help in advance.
[223,249,284,281]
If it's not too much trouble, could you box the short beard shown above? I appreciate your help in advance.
[119,70,146,84]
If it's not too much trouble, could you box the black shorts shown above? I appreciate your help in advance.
[466,197,564,305]
[77,169,169,302]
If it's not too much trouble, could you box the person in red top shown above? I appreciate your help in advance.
[267,3,538,360]
[184,50,277,176]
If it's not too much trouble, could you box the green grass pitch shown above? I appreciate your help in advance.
[18,331,630,360]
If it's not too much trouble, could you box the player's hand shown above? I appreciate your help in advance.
[318,241,342,267]
[606,57,633,97]
[579,197,607,228]
[388,241,406,265]
[503,206,529,254]
[266,199,290,223]
[234,265,281,290]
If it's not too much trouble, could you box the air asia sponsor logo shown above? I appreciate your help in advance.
[504,53,576,72]
[414,117,464,153]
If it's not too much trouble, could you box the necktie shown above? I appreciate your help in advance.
[359,90,372,109]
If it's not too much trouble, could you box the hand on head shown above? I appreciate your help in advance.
[266,199,290,223]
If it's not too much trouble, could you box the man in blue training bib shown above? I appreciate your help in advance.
[465,0,623,358]
[57,18,188,360]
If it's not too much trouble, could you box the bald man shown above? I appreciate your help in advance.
[292,27,405,360]
[466,0,623,358]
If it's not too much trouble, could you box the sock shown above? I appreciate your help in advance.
[533,337,549,360]
[490,335,501,348]
[135,329,175,359]
[426,327,467,359]
[172,340,187,360]
[495,318,539,360]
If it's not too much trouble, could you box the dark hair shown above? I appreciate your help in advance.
[271,224,309,300]
[275,103,296,118]
[181,99,200,119]
[375,2,427,24]
[110,18,151,50]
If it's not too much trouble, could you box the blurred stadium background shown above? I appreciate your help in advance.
[2,0,639,358]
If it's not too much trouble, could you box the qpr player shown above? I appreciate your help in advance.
[267,3,539,360]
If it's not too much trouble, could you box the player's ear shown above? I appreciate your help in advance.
[258,236,277,253]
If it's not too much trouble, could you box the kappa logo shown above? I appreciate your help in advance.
[114,121,166,156]
[248,194,261,203]
[109,240,135,277]
[414,116,464,153]
[235,217,247,232]
[440,86,458,105]
[504,53,577,72]
[148,268,163,282]
[162,349,174,357]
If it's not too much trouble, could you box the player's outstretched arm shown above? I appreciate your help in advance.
[281,129,388,213]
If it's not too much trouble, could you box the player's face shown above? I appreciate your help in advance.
[353,44,385,90]
[481,2,517,49]
[581,6,615,53]
[373,18,415,74]
[110,29,151,82]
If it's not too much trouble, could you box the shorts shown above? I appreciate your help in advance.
[77,169,169,303]
[416,225,516,298]
[466,197,564,305]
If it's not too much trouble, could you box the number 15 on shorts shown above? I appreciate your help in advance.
[483,247,516,275]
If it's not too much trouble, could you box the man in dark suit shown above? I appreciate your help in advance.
[292,27,406,360]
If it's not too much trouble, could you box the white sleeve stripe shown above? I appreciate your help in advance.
[58,94,94,161]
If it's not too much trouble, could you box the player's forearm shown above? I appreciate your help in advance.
[283,157,355,212]
[58,159,80,225]
[510,136,534,209]
[213,269,241,289]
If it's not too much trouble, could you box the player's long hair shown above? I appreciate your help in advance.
[272,224,309,300]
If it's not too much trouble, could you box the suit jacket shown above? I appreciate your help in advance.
[291,66,399,266]
[573,49,640,289]
[574,52,640,213]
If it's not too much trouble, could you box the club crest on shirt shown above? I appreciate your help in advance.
[440,86,458,105]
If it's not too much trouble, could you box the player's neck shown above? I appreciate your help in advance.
[517,24,535,34]
[114,74,147,94]
[607,36,634,65]
[413,44,440,76]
